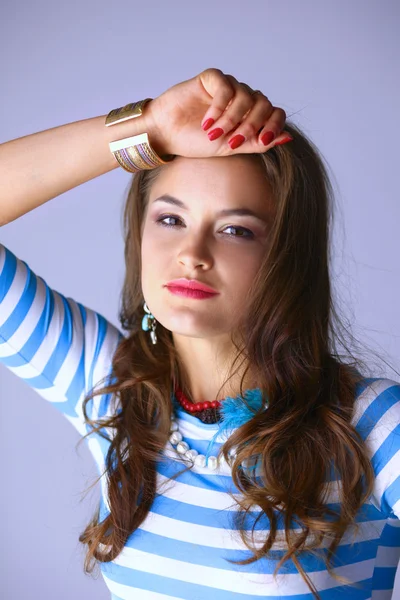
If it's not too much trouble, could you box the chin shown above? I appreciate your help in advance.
[173,323,230,339]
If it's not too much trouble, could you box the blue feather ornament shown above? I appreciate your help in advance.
[204,388,268,465]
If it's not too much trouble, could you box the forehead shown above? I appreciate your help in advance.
[149,155,271,202]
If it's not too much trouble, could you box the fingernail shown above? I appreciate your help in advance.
[260,131,275,146]
[208,128,224,141]
[202,118,215,131]
[228,134,245,150]
[274,135,293,146]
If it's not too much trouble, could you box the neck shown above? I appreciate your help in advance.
[172,331,257,404]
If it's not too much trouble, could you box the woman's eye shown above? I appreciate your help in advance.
[223,225,254,239]
[156,215,182,228]
[155,215,254,239]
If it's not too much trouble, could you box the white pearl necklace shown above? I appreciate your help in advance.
[169,413,236,471]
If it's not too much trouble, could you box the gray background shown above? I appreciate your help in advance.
[1,0,399,598]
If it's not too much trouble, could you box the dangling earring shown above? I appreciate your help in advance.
[141,301,158,345]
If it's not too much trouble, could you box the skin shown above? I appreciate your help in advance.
[140,154,275,403]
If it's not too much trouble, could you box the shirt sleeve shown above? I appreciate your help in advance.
[354,378,400,519]
[0,243,124,439]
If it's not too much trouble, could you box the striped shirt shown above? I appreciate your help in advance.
[1,242,399,600]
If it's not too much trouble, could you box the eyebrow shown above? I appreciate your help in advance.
[152,194,269,225]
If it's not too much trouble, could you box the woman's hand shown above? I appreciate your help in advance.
[143,67,290,159]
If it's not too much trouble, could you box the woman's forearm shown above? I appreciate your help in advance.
[0,111,150,226]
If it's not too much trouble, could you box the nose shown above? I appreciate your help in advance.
[177,236,214,271]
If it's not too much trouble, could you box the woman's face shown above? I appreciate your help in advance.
[140,155,274,341]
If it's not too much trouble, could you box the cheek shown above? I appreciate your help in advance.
[230,249,264,277]
[140,231,167,294]
[227,253,264,305]
[141,227,162,262]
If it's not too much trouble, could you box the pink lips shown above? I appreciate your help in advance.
[166,287,218,299]
[165,278,218,294]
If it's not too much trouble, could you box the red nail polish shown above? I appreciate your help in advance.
[202,118,215,131]
[274,135,293,146]
[260,131,275,146]
[208,128,224,141]
[228,134,245,150]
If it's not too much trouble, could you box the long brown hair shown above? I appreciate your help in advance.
[76,122,393,598]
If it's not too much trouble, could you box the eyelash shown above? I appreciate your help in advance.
[155,214,255,240]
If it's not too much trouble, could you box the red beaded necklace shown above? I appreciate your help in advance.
[174,386,223,424]
[175,387,222,413]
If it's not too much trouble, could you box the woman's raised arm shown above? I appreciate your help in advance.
[0,112,153,226]
[0,67,290,227]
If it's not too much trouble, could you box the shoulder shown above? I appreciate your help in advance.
[353,377,400,517]
[352,376,400,465]
[352,377,400,432]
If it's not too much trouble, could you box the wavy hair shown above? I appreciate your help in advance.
[76,121,392,598]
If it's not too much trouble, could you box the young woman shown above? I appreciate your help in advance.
[1,67,399,600]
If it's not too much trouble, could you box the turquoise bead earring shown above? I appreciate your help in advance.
[141,301,158,345]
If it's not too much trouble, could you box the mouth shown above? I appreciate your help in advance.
[165,286,219,299]
[164,279,219,294]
